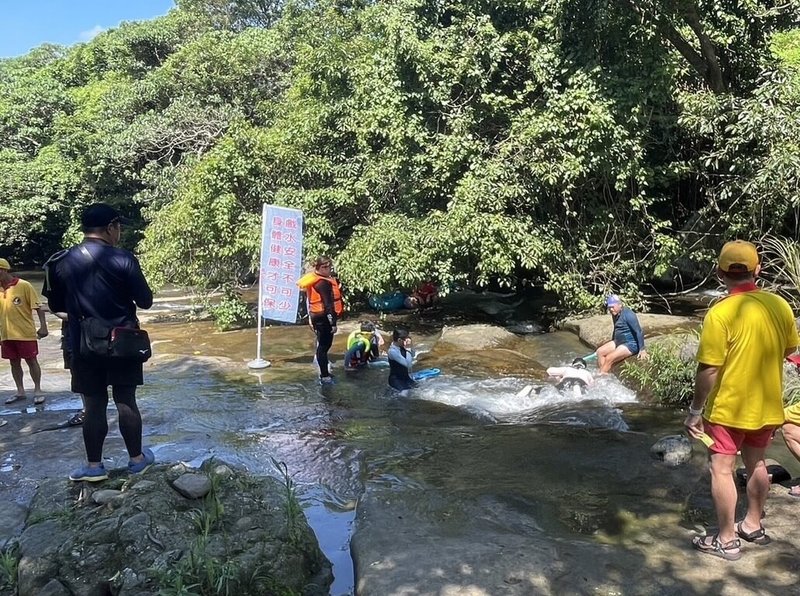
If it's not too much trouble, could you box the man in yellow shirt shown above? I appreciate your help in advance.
[782,401,800,497]
[0,258,49,404]
[685,241,799,560]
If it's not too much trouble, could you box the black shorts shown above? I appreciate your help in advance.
[70,354,144,395]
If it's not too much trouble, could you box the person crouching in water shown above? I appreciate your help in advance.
[546,357,594,396]
[297,256,343,385]
[344,321,383,371]
[388,327,417,395]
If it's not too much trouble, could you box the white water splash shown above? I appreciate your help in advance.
[412,374,637,429]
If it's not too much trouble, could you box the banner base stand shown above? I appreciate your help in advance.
[248,358,271,370]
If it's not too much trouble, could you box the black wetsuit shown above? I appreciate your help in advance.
[388,343,416,391]
[310,278,338,378]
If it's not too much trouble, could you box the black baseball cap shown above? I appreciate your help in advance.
[81,203,133,230]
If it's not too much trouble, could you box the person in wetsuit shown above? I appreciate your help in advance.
[388,327,417,394]
[597,294,647,374]
[298,256,343,385]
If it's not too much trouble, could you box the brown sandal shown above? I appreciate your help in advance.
[736,521,771,545]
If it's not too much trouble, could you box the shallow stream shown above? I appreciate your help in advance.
[110,321,684,595]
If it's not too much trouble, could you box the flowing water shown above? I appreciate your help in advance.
[123,322,677,595]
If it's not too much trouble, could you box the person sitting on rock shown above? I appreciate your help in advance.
[596,294,647,374]
[546,357,595,395]
[344,321,383,370]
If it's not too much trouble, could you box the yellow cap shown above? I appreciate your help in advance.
[718,240,758,272]
[0,258,10,270]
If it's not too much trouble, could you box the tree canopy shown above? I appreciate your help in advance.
[2,0,800,311]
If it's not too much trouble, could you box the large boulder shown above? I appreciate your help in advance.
[13,459,331,596]
[436,323,517,351]
[560,313,697,349]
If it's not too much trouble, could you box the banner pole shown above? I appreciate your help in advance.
[248,204,271,369]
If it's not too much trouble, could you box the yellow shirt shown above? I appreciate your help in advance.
[0,278,40,341]
[697,288,798,429]
[786,402,800,425]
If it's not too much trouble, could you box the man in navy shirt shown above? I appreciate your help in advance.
[597,294,648,374]
[43,203,154,482]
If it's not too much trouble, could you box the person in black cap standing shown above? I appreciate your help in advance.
[43,203,155,482]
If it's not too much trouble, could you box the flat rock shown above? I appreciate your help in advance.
[0,500,28,549]
[436,324,517,351]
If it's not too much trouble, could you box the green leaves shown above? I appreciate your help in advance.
[3,0,800,317]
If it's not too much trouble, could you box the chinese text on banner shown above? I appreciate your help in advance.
[259,205,303,323]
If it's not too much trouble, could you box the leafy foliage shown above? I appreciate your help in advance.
[208,287,255,331]
[621,336,697,407]
[2,0,800,315]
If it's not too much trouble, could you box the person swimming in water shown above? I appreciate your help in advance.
[516,357,594,398]
[547,357,595,395]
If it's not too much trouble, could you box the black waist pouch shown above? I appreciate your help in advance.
[109,327,151,361]
[80,318,151,362]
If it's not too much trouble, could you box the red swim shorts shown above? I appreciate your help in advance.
[703,420,775,456]
[1,340,39,360]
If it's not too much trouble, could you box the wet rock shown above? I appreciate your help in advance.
[506,321,544,335]
[172,473,212,499]
[650,435,692,466]
[14,458,331,596]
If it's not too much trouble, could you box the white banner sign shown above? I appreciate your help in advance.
[258,205,303,323]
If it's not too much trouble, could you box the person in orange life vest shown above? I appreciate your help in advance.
[297,256,343,384]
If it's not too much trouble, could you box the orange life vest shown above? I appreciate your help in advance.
[297,272,344,316]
